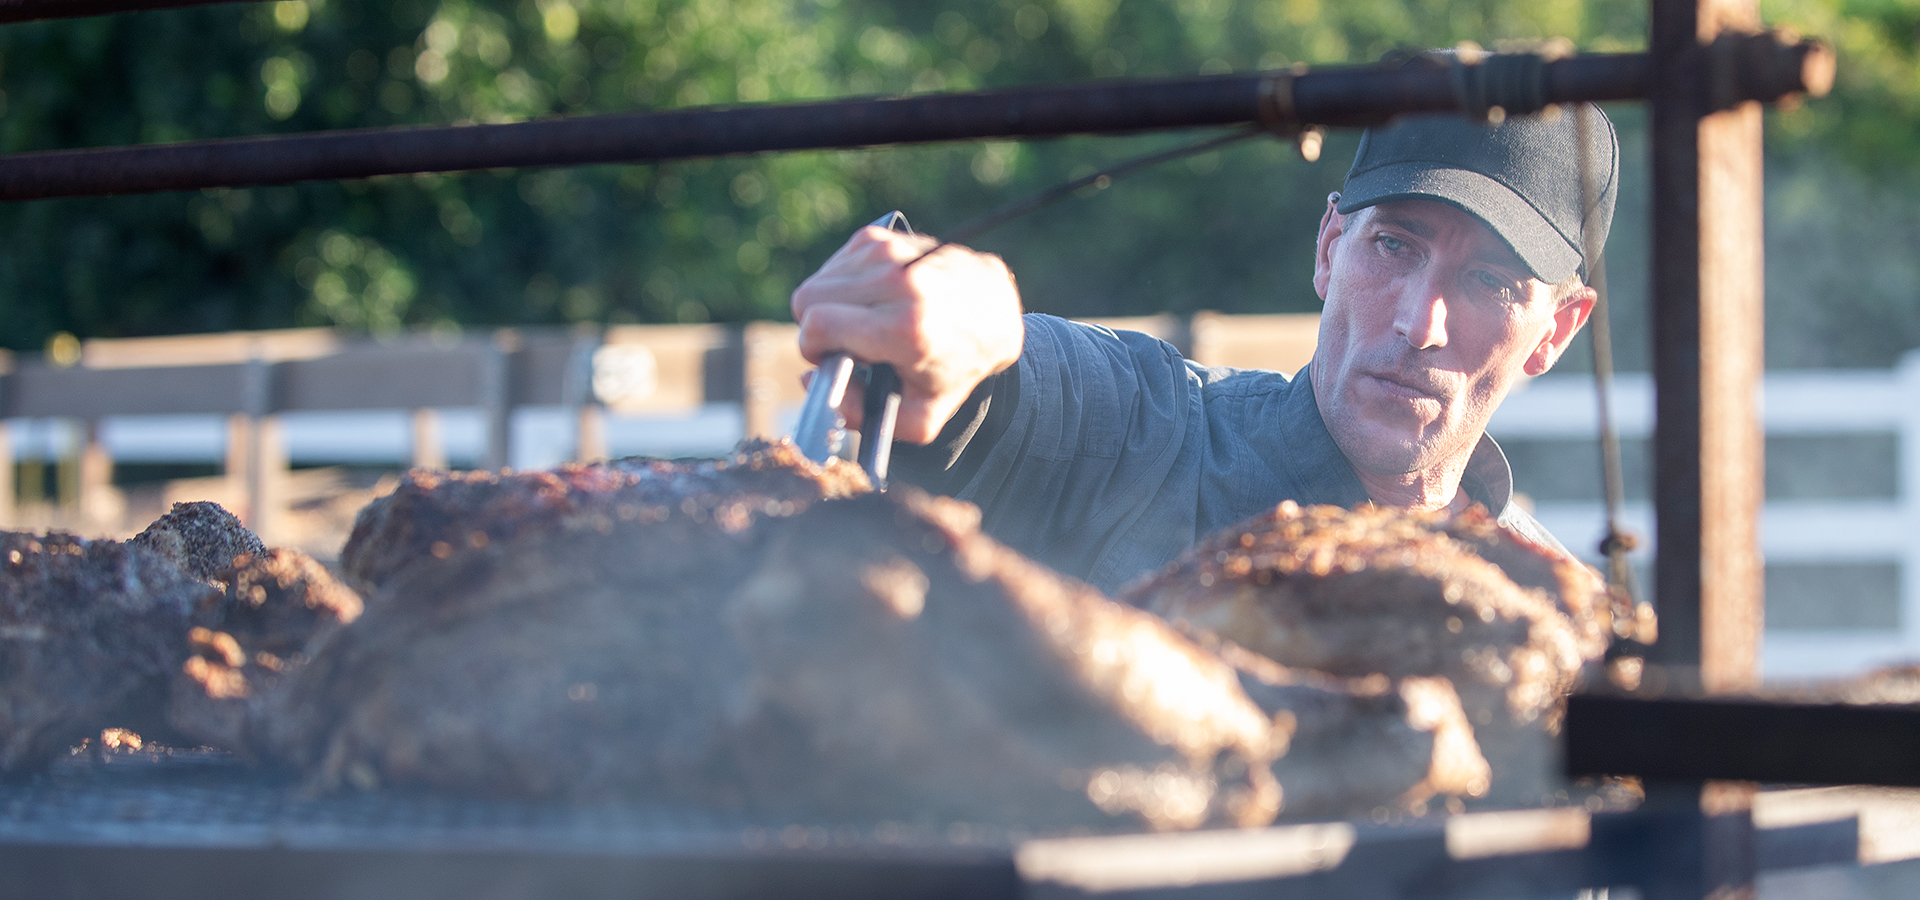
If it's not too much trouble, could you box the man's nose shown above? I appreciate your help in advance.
[1394,278,1449,349]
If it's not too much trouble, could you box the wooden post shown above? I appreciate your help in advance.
[576,406,608,462]
[225,413,251,518]
[77,419,116,529]
[740,322,785,441]
[410,409,446,469]
[54,419,79,521]
[1646,0,1765,896]
[249,415,287,543]
[237,356,287,542]
[0,421,14,527]
[564,332,607,462]
[480,332,513,471]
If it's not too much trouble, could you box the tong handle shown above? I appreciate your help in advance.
[793,212,912,482]
[854,211,912,490]
[859,362,902,490]
[793,353,856,465]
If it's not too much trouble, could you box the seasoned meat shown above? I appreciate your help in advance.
[1124,501,1610,806]
[1440,510,1611,651]
[720,489,1287,829]
[167,549,363,760]
[340,440,870,595]
[129,500,268,585]
[0,532,214,772]
[1214,639,1490,820]
[279,485,1292,830]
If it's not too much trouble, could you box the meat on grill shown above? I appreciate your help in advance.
[175,443,1482,828]
[0,501,361,776]
[0,531,214,771]
[11,443,1544,830]
[274,449,1286,828]
[340,441,871,596]
[1124,501,1612,807]
[166,548,363,761]
[130,501,269,585]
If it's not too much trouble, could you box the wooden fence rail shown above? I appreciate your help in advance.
[0,315,1322,538]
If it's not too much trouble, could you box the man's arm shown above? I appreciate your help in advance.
[789,226,1024,444]
[791,228,1208,590]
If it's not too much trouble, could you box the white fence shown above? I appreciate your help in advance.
[1492,351,1920,681]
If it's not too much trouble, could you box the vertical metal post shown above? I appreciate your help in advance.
[1648,0,1766,695]
[1647,0,1766,896]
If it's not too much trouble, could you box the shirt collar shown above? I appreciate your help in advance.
[1461,432,1517,513]
[1283,367,1373,508]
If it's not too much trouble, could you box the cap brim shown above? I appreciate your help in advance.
[1338,163,1582,284]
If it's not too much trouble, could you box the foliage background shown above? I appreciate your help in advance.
[0,0,1913,370]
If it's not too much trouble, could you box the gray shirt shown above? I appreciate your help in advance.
[892,314,1570,594]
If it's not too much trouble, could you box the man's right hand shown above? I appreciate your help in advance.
[791,225,1025,445]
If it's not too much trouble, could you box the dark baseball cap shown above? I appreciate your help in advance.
[1337,104,1619,284]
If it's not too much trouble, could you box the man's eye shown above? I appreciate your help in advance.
[1474,270,1518,297]
[1377,234,1405,252]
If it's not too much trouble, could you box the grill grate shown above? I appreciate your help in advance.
[0,747,1038,859]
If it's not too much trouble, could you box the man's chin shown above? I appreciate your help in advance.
[1327,416,1456,477]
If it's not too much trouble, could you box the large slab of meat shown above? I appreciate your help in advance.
[1123,501,1613,807]
[206,445,1461,827]
[0,501,269,770]
[6,443,1595,831]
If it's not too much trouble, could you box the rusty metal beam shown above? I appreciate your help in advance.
[1568,693,1920,788]
[1644,0,1774,897]
[0,0,254,24]
[0,43,1832,203]
[1648,6,1776,686]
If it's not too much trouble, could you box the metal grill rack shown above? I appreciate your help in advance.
[0,0,1887,897]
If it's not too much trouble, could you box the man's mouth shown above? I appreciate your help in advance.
[1365,371,1445,402]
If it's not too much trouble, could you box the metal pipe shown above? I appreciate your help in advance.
[0,0,254,24]
[0,40,1829,203]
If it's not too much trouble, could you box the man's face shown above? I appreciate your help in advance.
[1309,198,1591,483]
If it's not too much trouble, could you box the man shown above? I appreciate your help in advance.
[790,105,1618,593]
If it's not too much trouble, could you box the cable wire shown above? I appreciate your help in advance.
[904,127,1266,267]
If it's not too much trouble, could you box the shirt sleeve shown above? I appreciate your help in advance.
[890,313,1208,590]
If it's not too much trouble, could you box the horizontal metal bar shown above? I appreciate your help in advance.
[1566,693,1920,787]
[0,0,252,24]
[0,843,1022,900]
[0,45,1830,203]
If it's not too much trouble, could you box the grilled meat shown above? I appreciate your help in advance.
[0,531,214,772]
[340,440,870,596]
[283,477,1292,829]
[264,446,1492,828]
[167,549,363,760]
[1217,639,1490,820]
[1124,501,1610,806]
[129,500,268,585]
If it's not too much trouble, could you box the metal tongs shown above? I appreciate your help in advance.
[791,211,910,489]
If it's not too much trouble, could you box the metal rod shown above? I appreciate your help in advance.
[1568,693,1920,788]
[1648,0,1707,679]
[0,0,254,24]
[0,44,1832,203]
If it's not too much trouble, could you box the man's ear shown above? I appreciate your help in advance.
[1525,285,1597,376]
[1313,194,1345,301]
